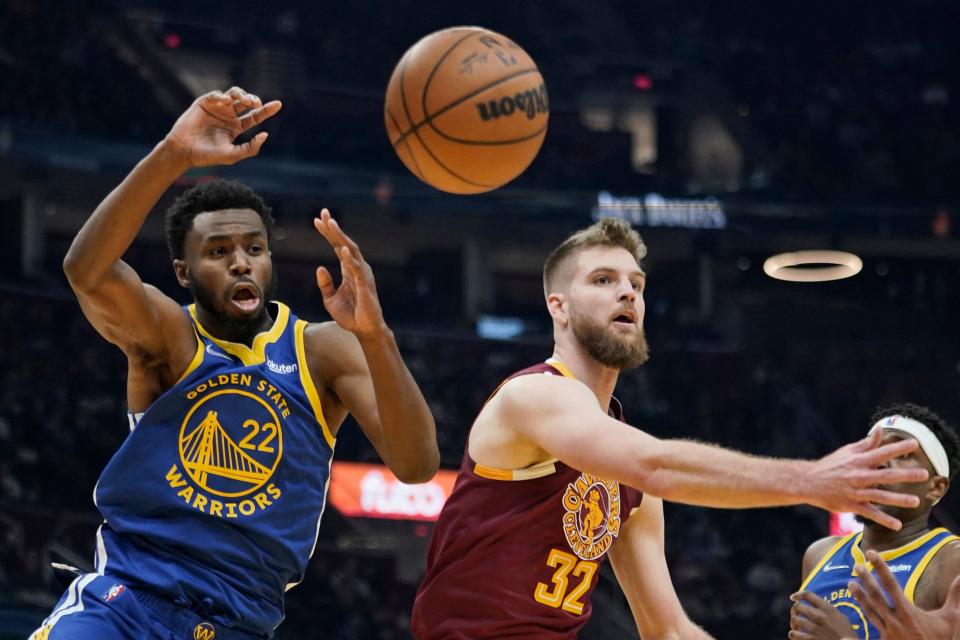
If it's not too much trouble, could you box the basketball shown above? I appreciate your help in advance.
[384,27,549,194]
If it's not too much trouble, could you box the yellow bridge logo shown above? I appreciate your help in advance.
[179,389,283,498]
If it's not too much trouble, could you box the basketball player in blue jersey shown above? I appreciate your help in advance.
[790,403,960,640]
[31,87,439,639]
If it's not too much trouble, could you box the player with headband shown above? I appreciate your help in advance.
[790,402,960,640]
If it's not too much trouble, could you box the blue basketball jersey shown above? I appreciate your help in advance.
[800,527,959,639]
[92,302,336,637]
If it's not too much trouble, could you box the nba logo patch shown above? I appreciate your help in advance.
[103,583,126,602]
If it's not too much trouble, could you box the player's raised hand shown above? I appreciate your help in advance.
[805,429,928,530]
[165,86,282,167]
[848,551,960,640]
[313,209,387,338]
[788,591,855,639]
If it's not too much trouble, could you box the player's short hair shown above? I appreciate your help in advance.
[871,402,960,481]
[542,217,646,296]
[164,179,275,260]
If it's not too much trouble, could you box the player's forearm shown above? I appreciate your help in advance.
[63,139,190,289]
[356,327,439,483]
[637,439,810,508]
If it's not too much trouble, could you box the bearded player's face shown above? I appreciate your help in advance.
[178,209,276,340]
[566,246,649,371]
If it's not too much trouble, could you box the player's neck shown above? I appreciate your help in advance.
[195,303,275,347]
[551,345,619,412]
[861,515,932,552]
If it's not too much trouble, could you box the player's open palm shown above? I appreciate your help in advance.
[165,87,282,167]
[314,209,386,338]
[806,429,928,530]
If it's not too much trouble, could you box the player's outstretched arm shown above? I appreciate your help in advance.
[63,87,281,357]
[306,210,439,483]
[498,374,927,530]
[849,550,960,640]
[609,496,714,640]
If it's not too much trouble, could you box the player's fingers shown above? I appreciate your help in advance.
[225,86,259,109]
[855,467,928,489]
[791,591,833,613]
[858,438,920,467]
[337,246,365,282]
[327,217,363,257]
[315,266,336,298]
[848,428,883,453]
[238,101,282,132]
[313,211,339,248]
[864,551,910,606]
[851,503,902,531]
[787,631,814,640]
[854,487,920,508]
[849,581,888,633]
[225,132,268,164]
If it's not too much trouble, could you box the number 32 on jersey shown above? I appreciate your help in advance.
[534,549,598,615]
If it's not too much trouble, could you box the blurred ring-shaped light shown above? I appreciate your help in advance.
[763,250,863,282]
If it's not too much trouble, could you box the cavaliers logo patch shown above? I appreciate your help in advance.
[179,389,283,498]
[561,473,622,561]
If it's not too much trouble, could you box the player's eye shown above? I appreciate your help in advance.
[210,247,226,257]
[594,275,609,285]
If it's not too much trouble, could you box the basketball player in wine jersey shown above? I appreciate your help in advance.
[31,88,438,639]
[412,218,929,639]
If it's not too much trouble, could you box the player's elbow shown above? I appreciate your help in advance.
[392,444,441,484]
[62,250,98,292]
[394,458,439,485]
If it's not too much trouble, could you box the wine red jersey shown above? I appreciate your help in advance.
[412,360,644,639]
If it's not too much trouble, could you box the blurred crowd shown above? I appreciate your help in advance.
[3,0,958,199]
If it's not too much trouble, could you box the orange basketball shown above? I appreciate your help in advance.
[384,26,549,194]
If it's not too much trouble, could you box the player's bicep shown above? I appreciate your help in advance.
[496,375,660,487]
[307,324,387,453]
[71,261,186,354]
[609,496,692,637]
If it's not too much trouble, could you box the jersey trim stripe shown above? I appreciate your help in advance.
[43,573,97,629]
[294,319,335,448]
[904,534,960,602]
[189,302,289,366]
[851,527,951,568]
[474,458,559,481]
[545,357,576,380]
[799,532,857,591]
[174,329,205,385]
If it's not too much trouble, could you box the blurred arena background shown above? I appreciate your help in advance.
[2,0,959,638]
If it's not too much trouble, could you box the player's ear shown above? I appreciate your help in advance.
[546,292,567,326]
[173,260,191,289]
[928,476,949,507]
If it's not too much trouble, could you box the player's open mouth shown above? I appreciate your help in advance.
[229,284,261,313]
[611,310,636,327]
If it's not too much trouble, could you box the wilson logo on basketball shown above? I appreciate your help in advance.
[476,83,549,121]
[164,377,291,520]
[561,473,623,561]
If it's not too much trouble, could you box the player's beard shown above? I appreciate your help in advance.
[569,306,649,371]
[190,269,278,343]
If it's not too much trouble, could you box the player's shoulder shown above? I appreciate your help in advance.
[300,320,366,377]
[804,535,846,566]
[494,368,594,413]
